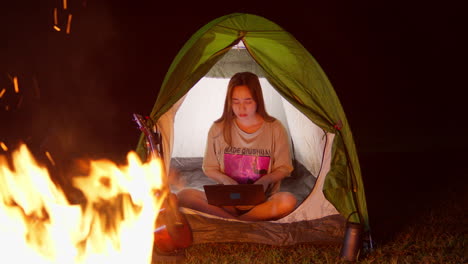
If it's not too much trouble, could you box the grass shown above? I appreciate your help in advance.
[153,183,467,264]
[182,243,340,264]
[359,193,466,264]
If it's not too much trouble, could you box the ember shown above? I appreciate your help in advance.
[66,14,72,35]
[13,77,19,93]
[53,8,58,25]
[0,142,7,152]
[45,151,55,166]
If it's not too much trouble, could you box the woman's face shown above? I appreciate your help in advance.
[231,85,257,120]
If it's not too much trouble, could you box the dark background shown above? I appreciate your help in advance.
[1,0,466,243]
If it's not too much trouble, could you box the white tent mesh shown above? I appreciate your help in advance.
[172,77,325,177]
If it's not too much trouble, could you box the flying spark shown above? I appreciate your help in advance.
[45,151,56,166]
[0,88,5,98]
[0,142,8,151]
[17,95,24,109]
[13,76,19,93]
[53,8,58,25]
[66,14,72,34]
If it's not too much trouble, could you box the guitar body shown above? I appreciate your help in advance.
[133,114,193,253]
[154,193,193,253]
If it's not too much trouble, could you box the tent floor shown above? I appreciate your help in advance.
[170,157,343,245]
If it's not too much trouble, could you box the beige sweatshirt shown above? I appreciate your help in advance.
[203,119,293,195]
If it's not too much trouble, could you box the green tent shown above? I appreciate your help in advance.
[136,13,370,247]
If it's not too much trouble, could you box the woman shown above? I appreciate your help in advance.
[177,72,296,221]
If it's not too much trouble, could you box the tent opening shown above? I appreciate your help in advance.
[169,45,328,208]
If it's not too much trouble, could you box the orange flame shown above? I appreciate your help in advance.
[0,144,165,263]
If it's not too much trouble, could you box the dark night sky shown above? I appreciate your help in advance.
[0,0,466,163]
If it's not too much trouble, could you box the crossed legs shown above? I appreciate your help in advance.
[177,188,297,221]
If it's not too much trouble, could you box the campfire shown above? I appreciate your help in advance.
[0,143,165,263]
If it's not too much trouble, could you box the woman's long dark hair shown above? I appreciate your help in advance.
[215,72,275,145]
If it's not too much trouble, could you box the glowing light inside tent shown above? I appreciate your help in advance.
[0,144,165,263]
[232,41,246,49]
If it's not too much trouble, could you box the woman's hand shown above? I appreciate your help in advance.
[205,169,238,185]
[254,169,289,192]
[254,176,271,192]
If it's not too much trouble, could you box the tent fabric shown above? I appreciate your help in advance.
[182,209,345,246]
[136,13,369,231]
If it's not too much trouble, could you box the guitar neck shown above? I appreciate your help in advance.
[133,113,168,183]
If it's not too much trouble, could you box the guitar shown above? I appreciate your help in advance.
[133,113,193,253]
